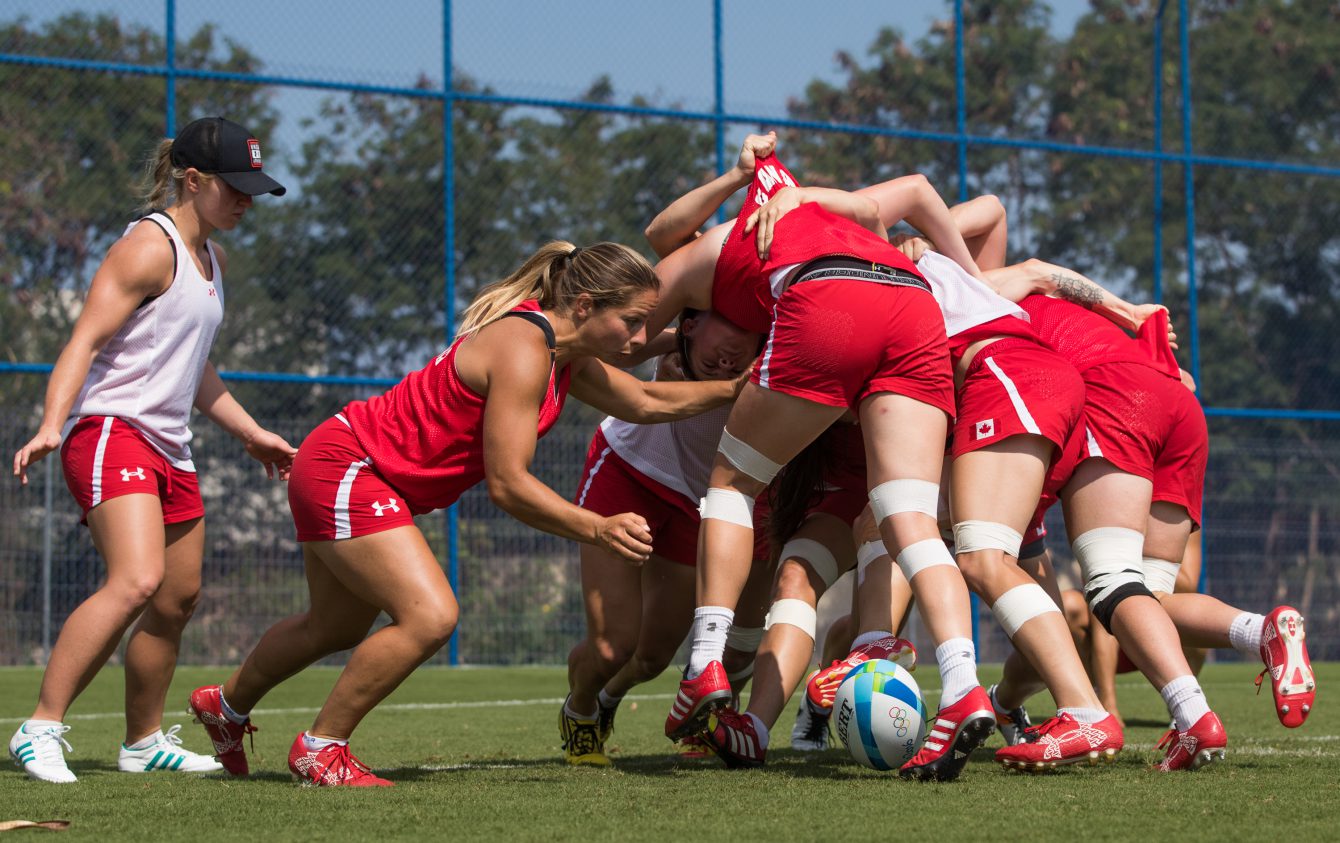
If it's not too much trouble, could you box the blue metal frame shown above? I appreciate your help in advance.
[6,0,1340,656]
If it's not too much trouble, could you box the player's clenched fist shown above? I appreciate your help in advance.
[598,512,653,565]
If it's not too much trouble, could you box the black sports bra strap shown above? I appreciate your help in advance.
[500,310,559,402]
[135,214,177,309]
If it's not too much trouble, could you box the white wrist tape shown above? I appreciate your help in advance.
[895,538,956,581]
[990,582,1062,638]
[699,487,754,528]
[869,479,939,522]
[953,520,1024,557]
[764,598,818,640]
[779,538,840,588]
[1141,557,1181,595]
[718,429,783,485]
[725,625,765,653]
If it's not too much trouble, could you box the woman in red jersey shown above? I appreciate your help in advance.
[8,118,295,784]
[647,150,995,781]
[188,241,740,786]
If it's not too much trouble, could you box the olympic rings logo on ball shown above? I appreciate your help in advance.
[886,707,911,737]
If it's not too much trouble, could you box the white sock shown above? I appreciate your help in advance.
[23,719,64,733]
[1228,612,1265,657]
[851,630,893,652]
[935,638,979,708]
[1058,707,1108,725]
[1160,675,1212,732]
[302,732,348,751]
[686,606,734,679]
[564,697,597,721]
[597,689,623,711]
[746,712,770,749]
[219,690,249,725]
[125,730,163,751]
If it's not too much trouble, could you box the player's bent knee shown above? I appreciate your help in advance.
[868,479,939,523]
[699,487,753,528]
[779,538,839,589]
[990,583,1062,639]
[953,520,1023,557]
[1141,557,1181,596]
[895,538,956,582]
[764,598,817,641]
[1087,581,1154,633]
[717,429,782,486]
[1072,526,1149,632]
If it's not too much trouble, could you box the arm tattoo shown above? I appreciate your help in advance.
[1051,273,1103,308]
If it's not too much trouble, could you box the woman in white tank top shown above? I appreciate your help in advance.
[8,117,295,784]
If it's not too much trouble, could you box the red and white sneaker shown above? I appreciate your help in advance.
[995,713,1123,771]
[664,661,732,740]
[806,637,917,712]
[1156,712,1226,772]
[287,734,393,787]
[187,685,256,776]
[1257,606,1315,728]
[899,685,996,782]
[703,710,767,769]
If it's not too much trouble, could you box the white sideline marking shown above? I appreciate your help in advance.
[0,692,675,726]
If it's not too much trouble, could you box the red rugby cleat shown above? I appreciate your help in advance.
[1156,712,1227,772]
[664,661,732,740]
[187,685,256,776]
[899,685,995,782]
[1257,606,1315,728]
[996,713,1123,771]
[806,636,917,712]
[287,734,393,787]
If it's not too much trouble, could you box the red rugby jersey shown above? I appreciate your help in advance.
[711,155,926,334]
[1019,295,1167,374]
[342,301,571,514]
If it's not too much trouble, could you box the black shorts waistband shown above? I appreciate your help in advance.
[792,256,930,293]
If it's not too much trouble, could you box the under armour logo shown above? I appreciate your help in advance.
[706,623,718,632]
[120,467,145,481]
[975,419,995,440]
[371,499,400,516]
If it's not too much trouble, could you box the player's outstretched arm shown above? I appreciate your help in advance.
[855,174,983,278]
[568,357,740,424]
[981,258,1162,332]
[480,336,652,565]
[644,132,777,258]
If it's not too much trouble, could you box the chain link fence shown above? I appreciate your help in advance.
[2,0,1337,666]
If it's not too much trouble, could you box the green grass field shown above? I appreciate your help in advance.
[1,663,1334,841]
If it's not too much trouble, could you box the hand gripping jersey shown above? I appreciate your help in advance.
[65,213,224,471]
[1018,295,1162,373]
[710,155,927,334]
[341,301,571,514]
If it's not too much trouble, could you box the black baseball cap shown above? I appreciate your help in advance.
[171,117,286,197]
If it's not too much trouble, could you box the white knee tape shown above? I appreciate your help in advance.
[1142,557,1181,595]
[779,538,840,588]
[990,583,1062,639]
[725,625,765,653]
[856,540,887,584]
[718,429,783,485]
[868,479,939,522]
[1072,527,1147,607]
[699,488,754,528]
[953,520,1024,557]
[764,598,818,640]
[895,538,956,581]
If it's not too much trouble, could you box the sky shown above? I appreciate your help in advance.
[2,0,1092,186]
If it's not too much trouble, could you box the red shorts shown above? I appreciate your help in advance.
[61,416,203,525]
[575,429,702,566]
[951,338,1085,458]
[808,487,868,525]
[754,279,954,415]
[1080,363,1207,525]
[288,415,415,542]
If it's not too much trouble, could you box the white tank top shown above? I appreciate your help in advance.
[66,212,224,471]
[915,250,1027,337]
[599,397,731,506]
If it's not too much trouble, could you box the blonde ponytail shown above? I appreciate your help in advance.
[136,137,214,213]
[456,241,657,339]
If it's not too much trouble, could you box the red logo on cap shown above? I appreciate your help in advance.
[247,138,263,169]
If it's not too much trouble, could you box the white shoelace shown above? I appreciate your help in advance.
[26,723,73,766]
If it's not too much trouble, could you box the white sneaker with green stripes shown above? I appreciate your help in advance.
[9,721,77,783]
[118,725,223,773]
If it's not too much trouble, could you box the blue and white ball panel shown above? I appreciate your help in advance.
[833,659,927,770]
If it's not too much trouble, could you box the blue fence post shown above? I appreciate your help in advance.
[443,0,460,666]
[1179,0,1200,390]
[165,0,176,135]
[713,0,726,224]
[1152,0,1168,303]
